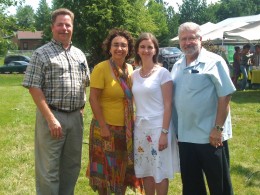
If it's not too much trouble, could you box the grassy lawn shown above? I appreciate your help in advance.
[0,74,259,194]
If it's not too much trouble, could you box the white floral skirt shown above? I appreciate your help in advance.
[134,117,180,183]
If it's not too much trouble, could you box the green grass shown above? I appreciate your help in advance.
[0,74,259,195]
[0,57,4,66]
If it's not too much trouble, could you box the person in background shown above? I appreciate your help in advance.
[132,32,179,195]
[23,8,90,195]
[252,44,260,68]
[171,22,236,195]
[240,44,252,90]
[86,28,143,195]
[232,46,241,89]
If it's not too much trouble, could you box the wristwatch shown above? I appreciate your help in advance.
[214,125,224,132]
[162,128,169,134]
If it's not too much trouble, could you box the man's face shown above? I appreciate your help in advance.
[179,30,201,56]
[51,14,73,47]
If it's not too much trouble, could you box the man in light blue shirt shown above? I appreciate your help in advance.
[171,22,236,195]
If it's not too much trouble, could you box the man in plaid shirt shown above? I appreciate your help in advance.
[23,8,90,195]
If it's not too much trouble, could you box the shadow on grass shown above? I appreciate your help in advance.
[232,90,260,104]
[232,164,260,188]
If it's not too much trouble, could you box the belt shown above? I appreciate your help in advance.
[48,105,79,113]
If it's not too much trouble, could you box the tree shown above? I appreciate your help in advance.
[0,0,19,6]
[35,0,51,31]
[34,0,52,44]
[166,6,180,45]
[178,0,209,25]
[50,0,157,66]
[202,2,219,23]
[216,0,259,21]
[16,5,35,29]
[147,0,169,46]
[0,0,20,55]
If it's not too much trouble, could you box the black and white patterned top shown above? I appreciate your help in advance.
[23,39,90,111]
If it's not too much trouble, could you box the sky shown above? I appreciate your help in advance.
[7,0,52,14]
[7,0,219,14]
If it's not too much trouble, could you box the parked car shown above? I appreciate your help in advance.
[0,61,29,74]
[4,55,30,64]
[158,47,183,71]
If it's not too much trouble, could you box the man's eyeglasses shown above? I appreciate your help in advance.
[180,37,199,43]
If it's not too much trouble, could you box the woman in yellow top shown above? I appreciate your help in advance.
[87,29,143,195]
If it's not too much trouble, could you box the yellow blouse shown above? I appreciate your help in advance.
[90,60,133,126]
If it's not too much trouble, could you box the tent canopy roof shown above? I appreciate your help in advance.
[170,14,260,45]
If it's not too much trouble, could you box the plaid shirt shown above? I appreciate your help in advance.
[23,39,90,111]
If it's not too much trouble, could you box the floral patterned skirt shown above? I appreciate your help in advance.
[86,119,143,194]
[134,118,180,183]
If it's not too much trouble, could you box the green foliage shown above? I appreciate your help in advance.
[1,0,260,66]
[0,12,18,55]
[147,0,171,46]
[166,6,180,45]
[51,0,158,66]
[216,0,260,21]
[34,0,52,44]
[0,0,19,7]
[0,75,260,194]
[34,0,51,31]
[178,0,209,24]
[15,5,35,29]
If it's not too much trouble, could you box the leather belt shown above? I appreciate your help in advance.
[48,105,79,113]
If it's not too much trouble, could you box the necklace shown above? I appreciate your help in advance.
[140,66,156,78]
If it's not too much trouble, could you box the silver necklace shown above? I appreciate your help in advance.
[140,66,156,78]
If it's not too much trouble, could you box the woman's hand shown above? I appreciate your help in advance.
[158,133,168,151]
[100,125,110,139]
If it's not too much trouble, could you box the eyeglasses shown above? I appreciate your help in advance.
[180,36,199,43]
[112,43,128,48]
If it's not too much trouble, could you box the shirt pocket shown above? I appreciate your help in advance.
[185,73,210,90]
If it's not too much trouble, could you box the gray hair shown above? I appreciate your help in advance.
[178,22,202,38]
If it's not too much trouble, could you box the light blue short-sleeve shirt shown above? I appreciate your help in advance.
[171,48,236,144]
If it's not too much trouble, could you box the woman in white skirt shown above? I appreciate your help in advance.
[132,32,179,195]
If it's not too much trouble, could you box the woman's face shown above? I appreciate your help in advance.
[137,39,156,61]
[109,36,128,61]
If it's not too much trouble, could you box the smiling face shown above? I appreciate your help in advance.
[109,36,129,62]
[51,14,73,48]
[179,30,201,57]
[137,39,156,62]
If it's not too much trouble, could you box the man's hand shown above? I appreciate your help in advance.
[48,118,63,139]
[209,128,223,148]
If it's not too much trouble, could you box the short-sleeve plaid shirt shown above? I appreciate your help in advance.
[23,39,90,111]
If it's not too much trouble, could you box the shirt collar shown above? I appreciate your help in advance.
[181,47,207,69]
[196,47,208,64]
[51,39,72,50]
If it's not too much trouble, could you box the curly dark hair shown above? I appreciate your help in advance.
[134,32,159,65]
[102,28,134,61]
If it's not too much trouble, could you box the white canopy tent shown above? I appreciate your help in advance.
[170,14,260,45]
[202,21,249,45]
[223,20,260,44]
